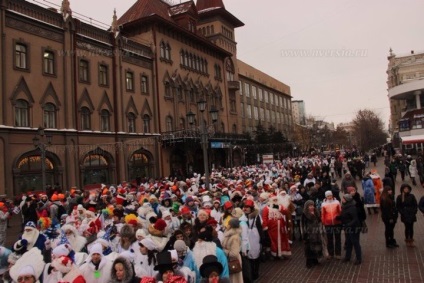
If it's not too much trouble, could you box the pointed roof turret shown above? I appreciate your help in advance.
[196,0,243,28]
[196,0,225,11]
[117,0,171,26]
[111,8,118,34]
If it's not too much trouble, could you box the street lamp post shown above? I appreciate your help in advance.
[186,100,218,191]
[33,127,52,191]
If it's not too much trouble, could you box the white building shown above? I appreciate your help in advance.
[292,100,306,125]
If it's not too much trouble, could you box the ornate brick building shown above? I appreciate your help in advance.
[0,0,292,196]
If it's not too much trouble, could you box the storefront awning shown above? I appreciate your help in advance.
[401,135,424,144]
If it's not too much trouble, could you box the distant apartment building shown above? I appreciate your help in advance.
[387,49,424,152]
[292,100,306,125]
[237,60,292,139]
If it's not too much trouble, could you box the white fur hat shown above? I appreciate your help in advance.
[52,244,72,258]
[139,238,157,251]
[89,243,103,256]
[18,265,35,277]
[9,248,45,282]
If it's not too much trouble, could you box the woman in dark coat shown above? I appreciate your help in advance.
[396,183,418,247]
[380,186,399,248]
[110,256,141,283]
[301,200,323,268]
[338,194,362,265]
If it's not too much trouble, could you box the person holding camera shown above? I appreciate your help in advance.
[22,194,38,230]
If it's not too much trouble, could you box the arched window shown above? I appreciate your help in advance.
[43,103,56,128]
[128,149,154,180]
[15,99,29,127]
[128,112,136,133]
[165,43,171,60]
[180,50,184,65]
[15,152,56,194]
[160,42,166,58]
[100,109,110,131]
[82,151,112,185]
[81,107,91,130]
[166,116,173,132]
[143,114,151,133]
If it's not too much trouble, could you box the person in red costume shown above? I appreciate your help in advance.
[261,196,292,259]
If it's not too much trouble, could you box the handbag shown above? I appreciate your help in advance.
[361,221,368,234]
[228,257,242,274]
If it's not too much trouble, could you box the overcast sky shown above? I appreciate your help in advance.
[39,0,424,126]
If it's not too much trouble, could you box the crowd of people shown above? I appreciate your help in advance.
[0,153,423,283]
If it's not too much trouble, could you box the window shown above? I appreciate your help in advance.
[100,109,110,131]
[189,89,195,103]
[252,86,257,99]
[240,102,245,117]
[264,90,269,103]
[244,83,250,97]
[165,43,171,60]
[160,42,166,58]
[143,114,151,133]
[43,50,54,75]
[214,64,222,80]
[15,99,29,127]
[179,118,185,130]
[254,106,259,120]
[258,88,263,101]
[246,105,251,118]
[79,60,89,82]
[260,108,265,120]
[164,82,171,97]
[230,99,236,112]
[128,113,136,133]
[15,43,28,69]
[239,81,243,95]
[126,72,134,91]
[43,103,56,128]
[81,107,91,130]
[99,64,108,86]
[141,76,148,94]
[232,124,237,134]
[166,116,173,132]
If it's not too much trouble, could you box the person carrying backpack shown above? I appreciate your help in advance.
[49,193,66,225]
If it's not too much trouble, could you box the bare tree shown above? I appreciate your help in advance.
[352,109,388,152]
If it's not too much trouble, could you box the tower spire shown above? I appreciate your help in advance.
[111,8,118,35]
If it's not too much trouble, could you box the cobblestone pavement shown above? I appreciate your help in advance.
[4,158,424,283]
[257,158,424,283]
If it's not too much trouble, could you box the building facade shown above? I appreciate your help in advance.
[0,0,292,196]
[292,100,306,125]
[237,60,292,138]
[387,49,424,153]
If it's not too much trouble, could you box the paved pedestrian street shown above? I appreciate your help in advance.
[257,159,424,283]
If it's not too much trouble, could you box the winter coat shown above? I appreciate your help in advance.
[362,177,376,205]
[79,256,113,283]
[301,202,323,259]
[321,199,341,226]
[109,256,141,283]
[338,201,361,231]
[380,196,398,224]
[396,193,418,224]
[352,193,366,223]
[222,227,243,283]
